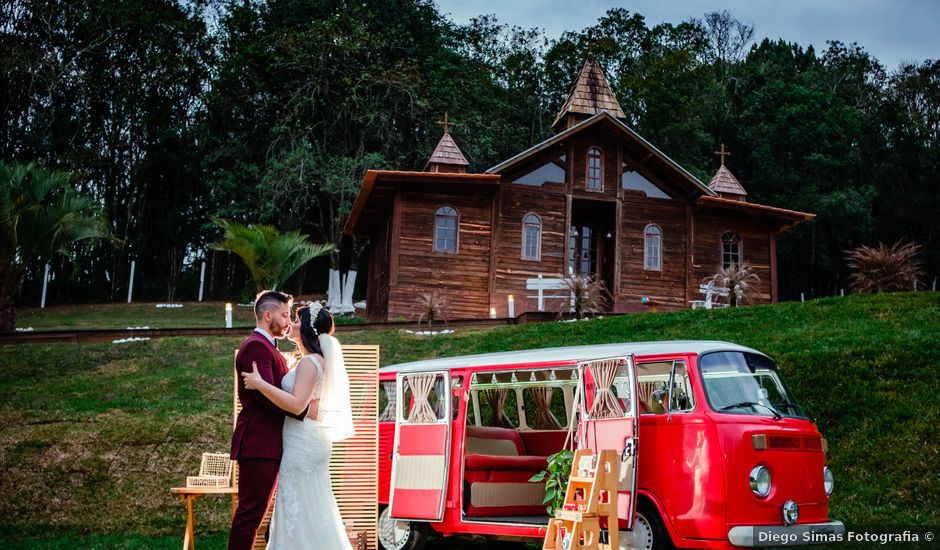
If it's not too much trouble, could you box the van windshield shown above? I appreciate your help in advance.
[699,351,807,419]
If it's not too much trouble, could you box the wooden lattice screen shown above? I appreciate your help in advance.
[233,345,380,550]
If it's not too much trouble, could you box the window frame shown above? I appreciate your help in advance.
[585,146,604,192]
[433,205,460,254]
[521,213,542,261]
[644,224,663,271]
[721,231,742,270]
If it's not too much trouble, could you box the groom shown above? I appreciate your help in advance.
[229,290,310,550]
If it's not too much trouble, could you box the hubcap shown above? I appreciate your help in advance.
[378,508,411,550]
[624,512,654,550]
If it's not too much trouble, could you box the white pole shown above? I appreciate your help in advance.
[40,262,51,308]
[840,288,844,297]
[508,294,515,318]
[800,292,804,303]
[127,260,136,304]
[489,307,496,319]
[933,276,937,292]
[198,261,206,302]
[225,303,233,328]
[537,274,544,312]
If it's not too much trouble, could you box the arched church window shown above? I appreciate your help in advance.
[721,231,742,269]
[586,147,603,191]
[644,224,662,271]
[522,213,542,260]
[434,206,459,253]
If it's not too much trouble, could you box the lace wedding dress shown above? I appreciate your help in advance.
[268,355,352,550]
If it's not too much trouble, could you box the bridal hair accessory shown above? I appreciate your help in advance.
[308,301,324,335]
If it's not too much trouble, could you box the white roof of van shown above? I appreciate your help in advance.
[381,340,763,374]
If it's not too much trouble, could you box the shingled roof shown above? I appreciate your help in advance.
[552,54,626,130]
[707,165,748,198]
[425,132,469,171]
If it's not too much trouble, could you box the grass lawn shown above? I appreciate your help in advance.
[16,301,363,331]
[1,292,938,548]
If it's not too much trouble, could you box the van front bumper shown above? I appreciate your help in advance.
[728,521,845,547]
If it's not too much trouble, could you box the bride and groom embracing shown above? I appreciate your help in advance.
[228,290,355,550]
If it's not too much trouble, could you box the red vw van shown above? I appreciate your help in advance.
[376,341,842,549]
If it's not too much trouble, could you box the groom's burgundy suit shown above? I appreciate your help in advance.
[228,330,307,550]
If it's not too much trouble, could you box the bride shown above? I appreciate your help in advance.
[242,304,355,550]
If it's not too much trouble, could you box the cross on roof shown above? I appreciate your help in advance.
[437,112,455,135]
[714,143,731,166]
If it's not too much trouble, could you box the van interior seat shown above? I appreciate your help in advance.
[463,425,564,517]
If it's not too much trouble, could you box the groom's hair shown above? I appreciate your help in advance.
[254,290,293,321]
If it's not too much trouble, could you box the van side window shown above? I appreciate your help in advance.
[401,372,447,423]
[522,386,567,429]
[637,362,695,414]
[379,380,396,422]
[478,388,520,428]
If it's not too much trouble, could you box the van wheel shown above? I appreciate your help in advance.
[625,502,673,550]
[378,506,428,550]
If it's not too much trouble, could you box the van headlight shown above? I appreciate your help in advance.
[749,465,771,498]
[823,467,834,495]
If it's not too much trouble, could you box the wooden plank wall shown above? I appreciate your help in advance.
[691,212,774,304]
[618,193,689,310]
[494,186,569,316]
[366,212,392,321]
[388,190,493,321]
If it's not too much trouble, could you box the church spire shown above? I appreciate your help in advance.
[707,143,748,201]
[425,112,469,173]
[552,53,626,132]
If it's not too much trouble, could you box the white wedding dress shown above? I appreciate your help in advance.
[268,355,352,550]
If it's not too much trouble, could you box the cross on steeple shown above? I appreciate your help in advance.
[437,112,456,135]
[714,143,731,167]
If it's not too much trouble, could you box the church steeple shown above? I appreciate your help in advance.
[707,144,748,201]
[425,112,469,173]
[552,53,626,132]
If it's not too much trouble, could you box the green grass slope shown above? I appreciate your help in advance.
[0,292,937,548]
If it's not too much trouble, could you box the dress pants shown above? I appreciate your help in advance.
[228,458,280,550]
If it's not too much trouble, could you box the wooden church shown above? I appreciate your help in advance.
[345,54,813,321]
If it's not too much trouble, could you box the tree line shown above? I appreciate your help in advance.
[3,0,937,308]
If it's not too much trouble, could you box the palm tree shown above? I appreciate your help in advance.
[210,218,333,293]
[702,263,761,307]
[0,161,109,332]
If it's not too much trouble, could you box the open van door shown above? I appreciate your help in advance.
[578,355,639,531]
[389,370,451,522]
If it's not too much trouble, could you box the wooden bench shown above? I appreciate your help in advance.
[690,283,730,310]
[526,275,573,311]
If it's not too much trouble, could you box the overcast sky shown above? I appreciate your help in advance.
[435,0,938,69]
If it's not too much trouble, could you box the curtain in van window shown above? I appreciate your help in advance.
[527,387,562,429]
[589,360,625,419]
[406,374,438,423]
[379,381,397,421]
[483,389,514,428]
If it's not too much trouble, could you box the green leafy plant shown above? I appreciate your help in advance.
[209,218,333,293]
[529,449,574,515]
[0,161,110,332]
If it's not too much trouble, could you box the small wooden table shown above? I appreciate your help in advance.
[170,486,238,550]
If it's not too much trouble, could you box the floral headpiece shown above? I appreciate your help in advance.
[308,301,324,335]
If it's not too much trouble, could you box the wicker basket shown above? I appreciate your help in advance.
[186,452,233,488]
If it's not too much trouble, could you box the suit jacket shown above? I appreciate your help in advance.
[230,331,307,460]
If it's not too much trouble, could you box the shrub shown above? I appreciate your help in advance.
[560,274,610,319]
[703,263,761,307]
[846,241,924,294]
